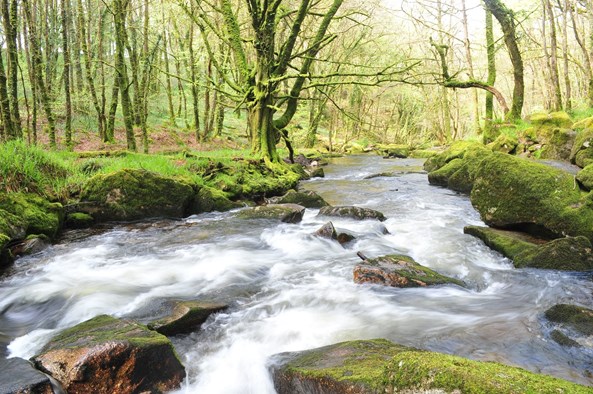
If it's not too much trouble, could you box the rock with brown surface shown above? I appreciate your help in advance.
[147,301,228,336]
[31,315,185,394]
[353,254,464,288]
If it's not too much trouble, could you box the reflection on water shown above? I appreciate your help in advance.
[1,156,592,392]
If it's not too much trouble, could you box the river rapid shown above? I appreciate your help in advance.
[1,155,592,393]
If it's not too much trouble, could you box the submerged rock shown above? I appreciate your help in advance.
[147,300,228,336]
[318,206,386,222]
[80,169,194,222]
[545,304,593,336]
[268,189,329,208]
[353,254,464,288]
[470,153,593,240]
[464,226,593,271]
[31,315,185,394]
[237,204,306,223]
[0,357,55,394]
[270,339,591,394]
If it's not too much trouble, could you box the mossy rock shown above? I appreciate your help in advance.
[32,315,185,394]
[267,189,329,208]
[470,153,593,240]
[318,206,386,221]
[147,301,228,336]
[571,128,593,168]
[0,233,13,268]
[529,111,573,128]
[576,164,593,191]
[428,158,464,187]
[573,117,593,130]
[377,144,410,158]
[488,133,518,153]
[550,330,581,348]
[409,149,438,159]
[537,128,576,161]
[423,140,484,173]
[0,193,63,239]
[271,339,591,394]
[236,204,306,223]
[545,304,593,336]
[65,212,94,229]
[354,254,464,288]
[80,169,195,222]
[465,226,593,271]
[190,186,241,214]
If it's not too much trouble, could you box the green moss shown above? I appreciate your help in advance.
[0,193,63,238]
[274,339,590,393]
[80,169,195,221]
[409,149,438,159]
[570,128,593,167]
[44,315,172,351]
[573,116,593,130]
[529,111,573,128]
[576,165,593,191]
[423,141,484,173]
[515,236,593,270]
[191,186,241,213]
[471,153,593,240]
[0,208,27,239]
[545,304,593,336]
[377,144,410,158]
[267,189,329,208]
[464,226,538,260]
[488,133,518,153]
[65,212,94,229]
[428,158,464,187]
[550,330,581,347]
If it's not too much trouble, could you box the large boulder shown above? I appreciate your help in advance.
[147,300,228,336]
[529,111,573,128]
[487,133,518,154]
[423,141,483,173]
[267,189,329,208]
[189,186,241,214]
[271,339,590,394]
[470,153,593,240]
[464,226,593,271]
[80,169,195,222]
[318,206,386,221]
[570,128,593,168]
[353,254,464,288]
[0,193,63,239]
[237,204,305,223]
[0,357,54,394]
[31,315,185,394]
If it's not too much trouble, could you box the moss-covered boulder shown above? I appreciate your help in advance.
[32,315,185,394]
[147,301,228,336]
[237,204,306,223]
[576,164,593,191]
[190,186,242,214]
[377,144,410,159]
[271,339,590,394]
[318,206,386,221]
[545,304,593,336]
[538,128,576,161]
[530,111,573,128]
[0,233,12,267]
[354,254,464,288]
[464,226,593,271]
[409,149,438,159]
[470,153,593,240]
[570,128,593,168]
[0,357,54,394]
[423,140,483,173]
[64,212,94,229]
[427,158,464,187]
[268,189,329,208]
[0,193,63,239]
[80,169,195,222]
[573,117,593,130]
[488,133,518,154]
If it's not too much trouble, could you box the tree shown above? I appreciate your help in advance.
[483,0,524,121]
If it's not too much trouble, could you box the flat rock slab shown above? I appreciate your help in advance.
[270,339,591,394]
[236,204,305,223]
[318,206,386,222]
[354,254,464,288]
[0,357,54,394]
[147,300,228,336]
[32,315,185,394]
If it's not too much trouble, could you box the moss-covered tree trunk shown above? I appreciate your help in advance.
[542,0,562,111]
[188,7,200,141]
[1,0,21,138]
[113,0,136,151]
[484,7,498,142]
[0,49,14,140]
[62,0,73,150]
[483,0,524,121]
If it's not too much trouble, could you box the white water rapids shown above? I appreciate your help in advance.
[1,155,592,392]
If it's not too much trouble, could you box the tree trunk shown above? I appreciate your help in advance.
[188,8,200,141]
[1,0,22,137]
[543,0,562,110]
[0,49,14,140]
[62,0,73,150]
[484,7,498,142]
[113,0,136,151]
[483,0,524,121]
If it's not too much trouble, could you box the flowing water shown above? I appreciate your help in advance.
[1,155,593,392]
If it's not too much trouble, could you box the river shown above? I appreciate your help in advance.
[1,155,592,392]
